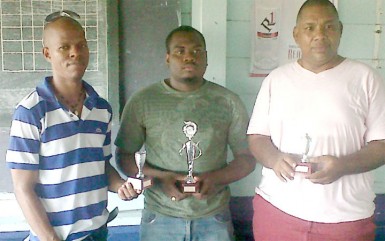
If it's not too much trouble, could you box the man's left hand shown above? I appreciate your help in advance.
[192,172,224,200]
[306,155,345,184]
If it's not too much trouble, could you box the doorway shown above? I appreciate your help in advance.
[118,0,181,114]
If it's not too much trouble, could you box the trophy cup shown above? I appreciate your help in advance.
[127,150,153,190]
[294,133,313,174]
[179,121,202,193]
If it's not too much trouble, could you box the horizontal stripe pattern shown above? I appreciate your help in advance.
[41,113,110,143]
[41,108,72,128]
[39,148,105,170]
[40,133,108,157]
[38,161,106,185]
[6,78,112,240]
[29,209,109,241]
[8,136,40,153]
[64,211,108,241]
[41,188,108,213]
[35,174,107,199]
[9,119,41,140]
[6,160,38,170]
[48,200,108,226]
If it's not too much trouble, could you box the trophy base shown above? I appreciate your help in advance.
[127,177,153,190]
[143,177,153,188]
[182,182,198,193]
[294,162,312,174]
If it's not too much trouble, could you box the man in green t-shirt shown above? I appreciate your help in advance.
[115,25,256,241]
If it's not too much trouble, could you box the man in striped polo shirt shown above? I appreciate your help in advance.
[6,11,138,241]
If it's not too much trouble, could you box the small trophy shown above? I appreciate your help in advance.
[294,133,313,174]
[127,150,153,190]
[179,121,202,193]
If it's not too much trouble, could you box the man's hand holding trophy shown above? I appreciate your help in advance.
[127,150,153,191]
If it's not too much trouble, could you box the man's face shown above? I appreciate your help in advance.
[43,18,89,82]
[293,5,342,68]
[166,31,207,85]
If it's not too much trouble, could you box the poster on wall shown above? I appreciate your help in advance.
[249,0,338,77]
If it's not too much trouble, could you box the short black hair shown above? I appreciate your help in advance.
[297,0,339,23]
[165,25,206,53]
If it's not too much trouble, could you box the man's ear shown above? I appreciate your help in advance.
[165,53,170,66]
[293,26,299,44]
[42,47,51,62]
[205,50,208,66]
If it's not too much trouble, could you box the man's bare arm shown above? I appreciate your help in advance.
[11,169,61,241]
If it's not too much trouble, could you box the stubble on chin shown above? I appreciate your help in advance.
[183,77,196,83]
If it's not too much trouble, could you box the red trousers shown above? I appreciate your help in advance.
[252,194,376,241]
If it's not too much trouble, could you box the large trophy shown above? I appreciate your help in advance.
[127,150,153,190]
[294,133,313,174]
[179,121,202,193]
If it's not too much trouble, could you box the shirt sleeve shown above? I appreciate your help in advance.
[6,104,41,170]
[114,94,145,153]
[365,71,385,142]
[227,94,250,153]
[103,110,113,161]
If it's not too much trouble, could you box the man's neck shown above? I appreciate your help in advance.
[166,78,205,92]
[298,55,345,74]
[51,76,83,97]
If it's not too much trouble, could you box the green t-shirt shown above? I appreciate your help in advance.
[115,80,249,218]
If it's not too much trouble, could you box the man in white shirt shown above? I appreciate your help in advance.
[247,0,385,240]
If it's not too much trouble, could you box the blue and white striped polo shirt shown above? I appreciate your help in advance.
[6,77,112,241]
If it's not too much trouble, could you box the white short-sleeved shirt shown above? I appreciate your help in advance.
[247,59,385,223]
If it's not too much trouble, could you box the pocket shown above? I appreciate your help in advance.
[141,209,157,224]
[213,208,232,224]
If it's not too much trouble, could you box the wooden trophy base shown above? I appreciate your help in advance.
[182,182,198,193]
[294,162,312,175]
[142,177,153,189]
[127,176,153,191]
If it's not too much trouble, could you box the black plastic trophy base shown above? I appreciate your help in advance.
[182,182,198,193]
[127,177,153,191]
[294,162,312,175]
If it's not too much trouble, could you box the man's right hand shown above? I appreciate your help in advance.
[118,180,142,201]
[271,153,300,182]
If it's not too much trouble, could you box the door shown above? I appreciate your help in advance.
[118,0,181,114]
